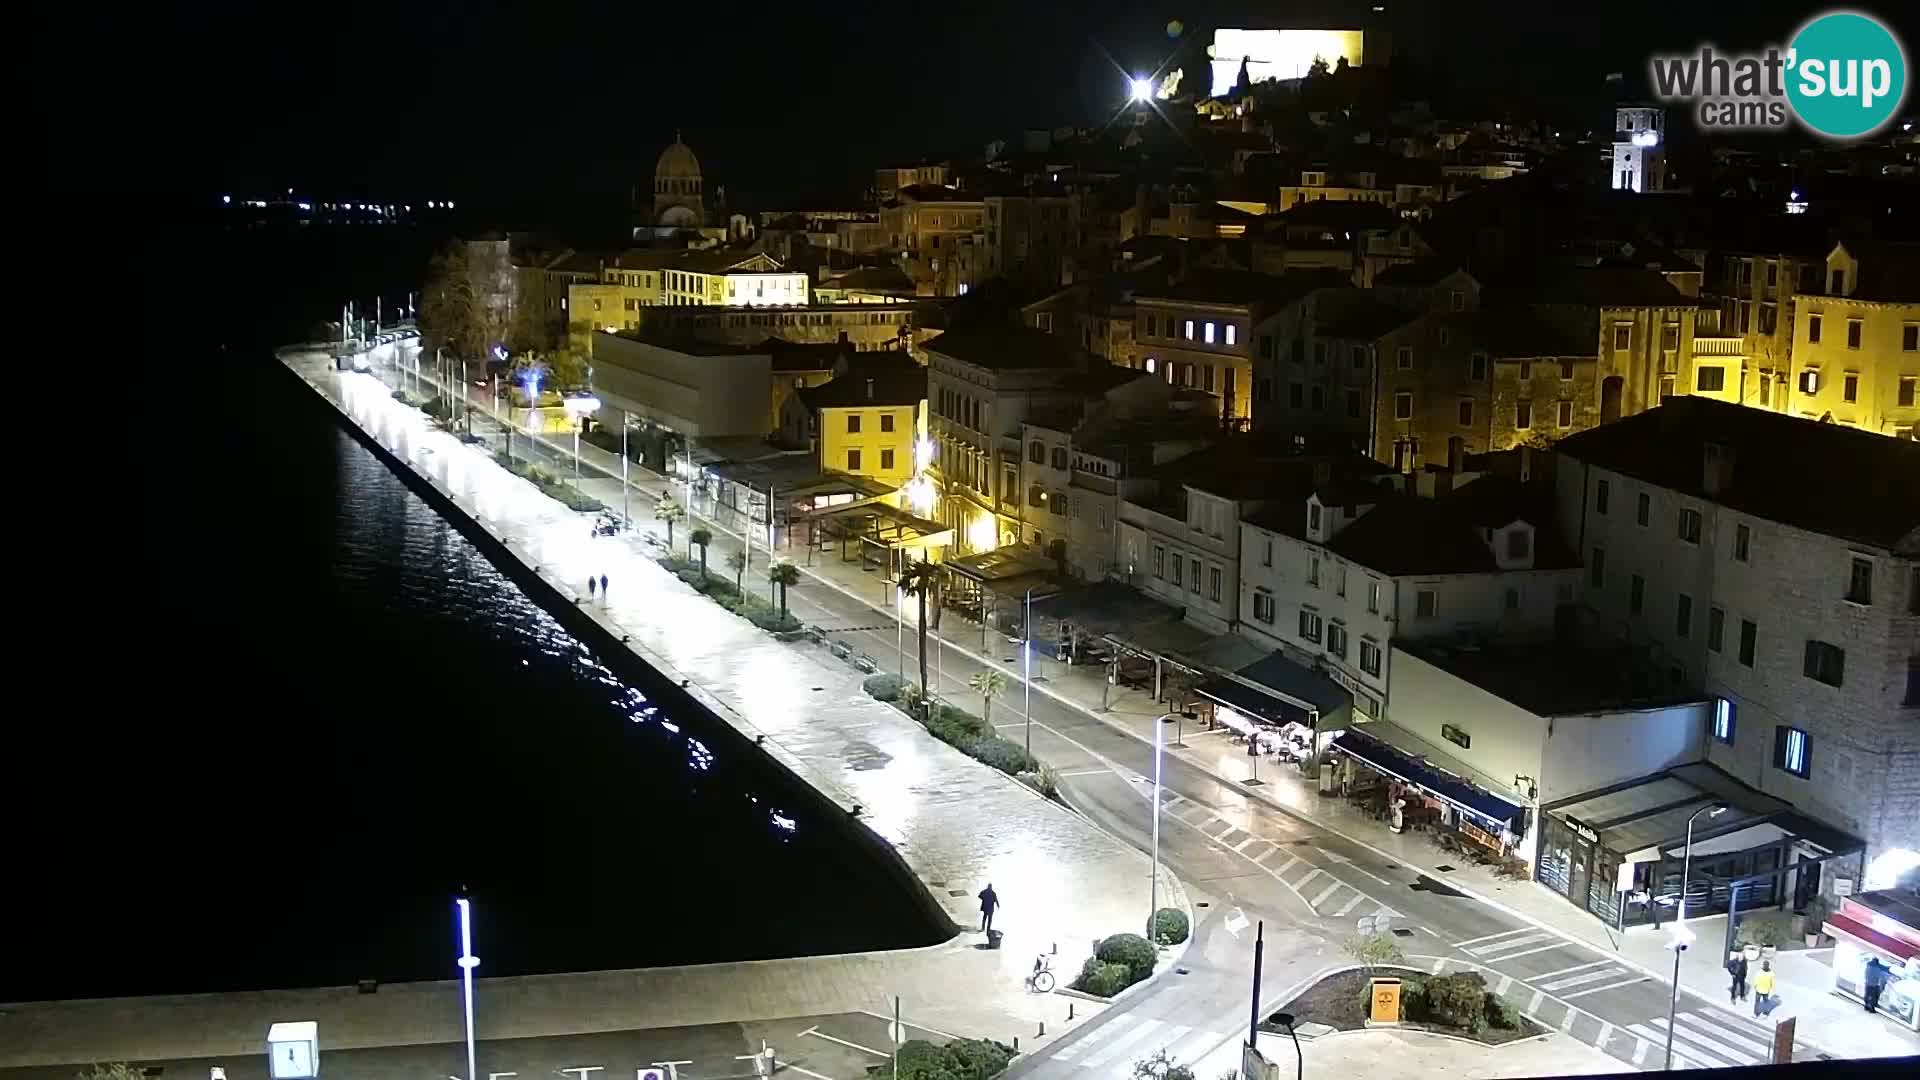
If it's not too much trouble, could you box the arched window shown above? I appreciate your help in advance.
[1029,440,1045,464]
[1051,448,1068,470]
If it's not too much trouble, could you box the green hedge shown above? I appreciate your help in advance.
[863,673,909,702]
[1424,971,1488,1031]
[658,555,801,633]
[491,450,605,512]
[960,734,1034,775]
[1095,933,1157,986]
[1150,908,1190,946]
[869,1039,1014,1080]
[1069,958,1133,997]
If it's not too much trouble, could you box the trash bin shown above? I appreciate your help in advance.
[986,928,1004,949]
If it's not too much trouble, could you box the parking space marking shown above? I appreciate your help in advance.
[1332,893,1367,917]
[798,1028,889,1058]
[1310,881,1343,908]
[1535,959,1614,983]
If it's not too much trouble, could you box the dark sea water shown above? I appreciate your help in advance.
[2,223,941,1002]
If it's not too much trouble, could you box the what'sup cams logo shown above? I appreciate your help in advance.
[1650,10,1908,138]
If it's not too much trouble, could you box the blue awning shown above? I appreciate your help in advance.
[1331,728,1524,832]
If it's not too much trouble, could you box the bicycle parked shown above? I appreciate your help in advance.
[1025,954,1055,993]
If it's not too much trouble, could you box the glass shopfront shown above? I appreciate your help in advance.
[1832,938,1920,1030]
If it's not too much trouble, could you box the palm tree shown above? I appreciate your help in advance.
[767,558,801,618]
[726,549,747,595]
[689,528,713,582]
[897,557,941,696]
[969,670,1007,726]
[654,496,684,550]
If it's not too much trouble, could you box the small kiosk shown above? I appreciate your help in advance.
[1822,889,1920,1031]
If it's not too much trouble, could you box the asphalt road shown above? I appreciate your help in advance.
[398,364,1799,1076]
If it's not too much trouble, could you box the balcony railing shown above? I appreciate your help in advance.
[1692,336,1746,357]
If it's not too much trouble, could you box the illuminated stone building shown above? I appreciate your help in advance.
[1786,242,1920,439]
[1610,106,1666,194]
[652,136,706,229]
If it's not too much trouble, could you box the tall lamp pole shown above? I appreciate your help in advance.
[454,895,481,1080]
[1022,586,1039,760]
[1268,1009,1303,1080]
[1663,802,1728,1070]
[1148,710,1189,935]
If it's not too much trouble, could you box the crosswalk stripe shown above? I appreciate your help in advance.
[1595,1022,1615,1050]
[1540,968,1631,992]
[1311,881,1343,908]
[1690,1009,1778,1051]
[1333,893,1366,917]
[1465,931,1554,956]
[1535,958,1614,982]
[1649,1018,1751,1067]
[1528,989,1544,1015]
[1218,828,1246,847]
[1626,1024,1724,1070]
[1078,1018,1164,1069]
[1631,1037,1650,1066]
[1164,1027,1227,1065]
[1453,927,1534,949]
[1677,1011,1772,1058]
[1234,837,1264,854]
[1488,941,1573,963]
[1494,974,1513,996]
[1053,1035,1090,1061]
[1561,975,1650,999]
[1266,853,1301,875]
[1559,1007,1577,1032]
[1293,867,1325,891]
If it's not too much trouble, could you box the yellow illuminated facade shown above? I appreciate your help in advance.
[1788,245,1920,438]
[817,399,926,487]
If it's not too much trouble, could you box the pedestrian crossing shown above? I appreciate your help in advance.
[1047,1017,1232,1077]
[1444,928,1783,1071]
[1156,791,1399,923]
[1626,1008,1777,1069]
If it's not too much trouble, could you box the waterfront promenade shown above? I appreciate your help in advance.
[0,349,1186,1069]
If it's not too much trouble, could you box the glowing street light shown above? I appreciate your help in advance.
[1129,77,1153,103]
[563,394,601,482]
[454,896,480,1080]
[1663,802,1728,1071]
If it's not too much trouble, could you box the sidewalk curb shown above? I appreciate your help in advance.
[1264,962,1560,1053]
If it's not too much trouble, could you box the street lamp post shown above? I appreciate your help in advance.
[620,415,631,530]
[454,895,480,1080]
[1663,802,1728,1070]
[1148,710,1190,936]
[563,396,602,490]
[1269,1011,1303,1080]
[1022,586,1039,761]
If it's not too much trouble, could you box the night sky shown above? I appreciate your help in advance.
[41,1,1916,212]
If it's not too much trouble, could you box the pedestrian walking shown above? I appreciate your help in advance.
[1752,960,1775,1017]
[978,883,1000,933]
[1728,951,1750,1003]
[600,573,609,598]
[588,575,597,598]
[1864,957,1889,1013]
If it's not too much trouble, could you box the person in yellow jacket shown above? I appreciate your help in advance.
[1752,961,1776,1017]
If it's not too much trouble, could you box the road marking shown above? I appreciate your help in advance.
[1595,1022,1615,1049]
[1234,837,1265,854]
[1058,768,1113,778]
[1677,1012,1772,1058]
[1527,990,1544,1015]
[1293,867,1325,891]
[1631,1037,1650,1066]
[1163,1028,1230,1067]
[855,1010,961,1041]
[1494,974,1513,996]
[800,1028,890,1058]
[1333,893,1367,917]
[1534,958,1615,982]
[1560,975,1651,1000]
[1430,957,1447,973]
[1453,927,1535,949]
[1267,854,1301,875]
[1078,1018,1165,1069]
[784,1067,836,1080]
[1540,968,1633,993]
[1640,1020,1744,1069]
[1311,881,1343,908]
[1483,941,1571,963]
[1134,1024,1194,1064]
[1664,1016,1760,1065]
[1217,828,1247,847]
[1464,931,1556,957]
[1559,1007,1577,1032]
[1627,1023,1725,1070]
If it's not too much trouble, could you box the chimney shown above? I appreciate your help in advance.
[1703,442,1735,496]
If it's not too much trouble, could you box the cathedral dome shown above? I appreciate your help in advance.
[656,138,702,181]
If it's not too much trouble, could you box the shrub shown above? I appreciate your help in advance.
[961,734,1033,775]
[1485,992,1523,1029]
[1095,932,1158,985]
[1341,932,1406,975]
[1070,958,1133,997]
[1026,762,1061,799]
[939,1039,1015,1080]
[1424,971,1488,1031]
[1150,907,1190,946]
[863,673,909,702]
[1131,1050,1196,1080]
[926,703,988,742]
[873,1038,1013,1080]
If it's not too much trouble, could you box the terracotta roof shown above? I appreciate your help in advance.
[799,368,926,410]
[924,325,1076,370]
[1135,268,1342,308]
